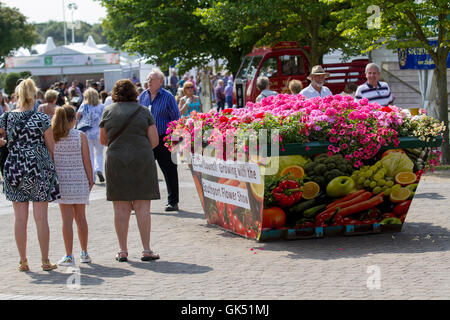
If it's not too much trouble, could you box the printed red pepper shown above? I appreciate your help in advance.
[393,200,412,216]
[271,180,303,208]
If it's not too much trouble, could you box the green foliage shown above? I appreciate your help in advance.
[331,0,449,163]
[100,0,237,74]
[99,0,353,74]
[33,21,107,46]
[4,73,21,95]
[196,0,354,66]
[332,0,449,55]
[18,71,32,79]
[0,3,37,61]
[0,73,5,90]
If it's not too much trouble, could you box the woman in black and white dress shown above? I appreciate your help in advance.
[0,78,60,272]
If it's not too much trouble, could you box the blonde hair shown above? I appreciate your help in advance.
[45,89,59,103]
[52,105,76,143]
[182,81,195,96]
[83,88,100,106]
[15,78,37,109]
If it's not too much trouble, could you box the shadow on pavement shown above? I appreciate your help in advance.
[152,209,204,219]
[25,264,135,286]
[26,270,105,286]
[78,263,135,278]
[210,222,450,260]
[127,260,213,274]
[413,192,447,200]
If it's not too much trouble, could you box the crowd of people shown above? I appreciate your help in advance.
[0,70,176,271]
[256,62,393,107]
[169,70,234,112]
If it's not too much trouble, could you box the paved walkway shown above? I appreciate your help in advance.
[0,165,449,300]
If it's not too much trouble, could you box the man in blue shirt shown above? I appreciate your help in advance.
[139,69,181,211]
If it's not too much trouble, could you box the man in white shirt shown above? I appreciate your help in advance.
[355,63,394,106]
[300,65,333,99]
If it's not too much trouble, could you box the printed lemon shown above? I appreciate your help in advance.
[389,187,411,203]
[280,165,305,179]
[301,181,320,199]
[394,172,417,186]
[250,182,264,201]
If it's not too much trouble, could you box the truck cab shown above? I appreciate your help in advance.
[233,41,369,107]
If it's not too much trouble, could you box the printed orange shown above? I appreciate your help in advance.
[280,165,305,179]
[301,181,320,199]
[394,172,417,186]
[250,182,264,201]
[389,187,411,203]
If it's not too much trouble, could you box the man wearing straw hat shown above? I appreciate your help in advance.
[300,65,333,99]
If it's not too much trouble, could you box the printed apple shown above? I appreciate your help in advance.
[326,176,355,198]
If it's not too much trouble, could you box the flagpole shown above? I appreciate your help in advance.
[63,0,67,45]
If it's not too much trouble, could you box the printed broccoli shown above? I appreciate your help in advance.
[314,163,327,175]
[324,169,342,182]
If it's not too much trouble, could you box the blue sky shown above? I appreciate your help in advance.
[2,0,107,24]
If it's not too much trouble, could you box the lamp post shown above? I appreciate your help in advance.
[68,2,78,44]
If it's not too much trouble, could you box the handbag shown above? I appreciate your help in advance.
[0,113,9,174]
[76,105,93,132]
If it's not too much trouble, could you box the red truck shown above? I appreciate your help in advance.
[233,41,369,107]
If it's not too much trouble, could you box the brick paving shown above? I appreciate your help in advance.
[0,166,449,300]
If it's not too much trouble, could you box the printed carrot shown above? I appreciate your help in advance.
[336,193,385,218]
[317,191,371,219]
[327,191,373,211]
[326,190,366,209]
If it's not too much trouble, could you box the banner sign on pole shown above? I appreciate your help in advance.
[398,40,450,70]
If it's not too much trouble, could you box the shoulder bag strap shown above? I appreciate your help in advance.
[107,106,142,147]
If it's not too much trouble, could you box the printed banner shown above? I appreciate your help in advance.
[202,179,251,210]
[192,154,261,184]
[5,53,120,68]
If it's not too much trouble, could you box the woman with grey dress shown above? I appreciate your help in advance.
[99,79,160,262]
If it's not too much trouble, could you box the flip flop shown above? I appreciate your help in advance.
[141,250,160,261]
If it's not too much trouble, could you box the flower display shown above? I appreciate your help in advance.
[164,94,445,169]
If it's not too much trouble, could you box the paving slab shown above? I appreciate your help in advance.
[0,166,449,300]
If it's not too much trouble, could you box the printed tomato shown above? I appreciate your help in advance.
[235,220,246,236]
[262,207,286,229]
[246,229,256,239]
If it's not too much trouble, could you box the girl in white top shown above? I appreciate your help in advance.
[52,105,94,266]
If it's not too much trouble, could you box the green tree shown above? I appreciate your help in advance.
[99,0,354,75]
[100,0,239,74]
[4,72,21,95]
[34,21,107,46]
[197,0,354,67]
[0,2,37,61]
[333,0,450,163]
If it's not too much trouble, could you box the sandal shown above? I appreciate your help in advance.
[141,250,160,261]
[41,259,57,271]
[115,250,128,262]
[18,260,30,272]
